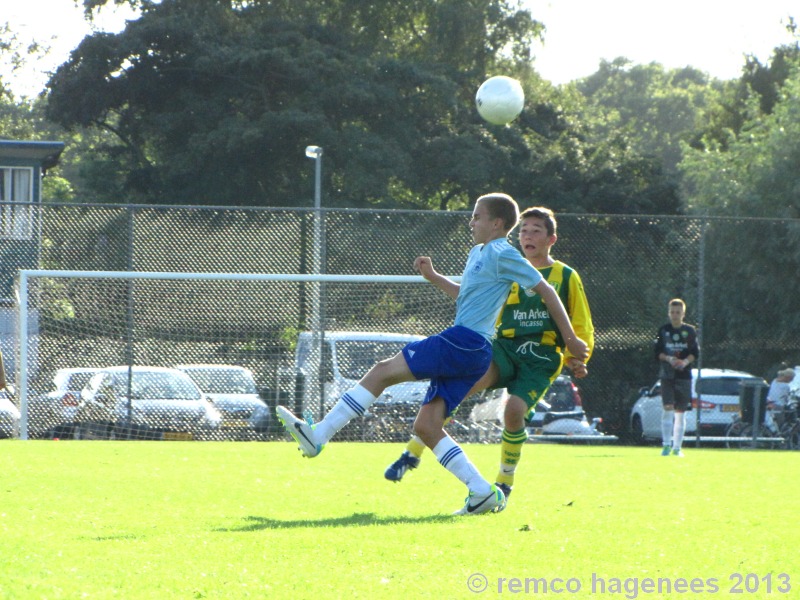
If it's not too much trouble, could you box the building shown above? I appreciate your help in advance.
[0,140,64,379]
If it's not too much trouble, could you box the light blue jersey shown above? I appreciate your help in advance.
[455,238,543,339]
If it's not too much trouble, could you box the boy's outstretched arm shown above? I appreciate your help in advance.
[414,256,460,300]
[533,279,589,363]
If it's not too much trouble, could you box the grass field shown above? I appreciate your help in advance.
[1,440,798,599]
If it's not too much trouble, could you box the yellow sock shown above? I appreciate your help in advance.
[406,436,426,458]
[405,416,452,457]
[496,427,528,487]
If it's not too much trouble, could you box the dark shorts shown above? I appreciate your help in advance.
[661,378,692,412]
[402,326,492,416]
[492,337,563,418]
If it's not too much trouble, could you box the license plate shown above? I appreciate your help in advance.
[163,432,194,441]
[721,404,740,413]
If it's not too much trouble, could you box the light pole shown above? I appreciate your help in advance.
[305,145,323,276]
[305,145,323,210]
[305,146,325,417]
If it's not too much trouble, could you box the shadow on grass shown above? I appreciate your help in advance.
[216,512,458,531]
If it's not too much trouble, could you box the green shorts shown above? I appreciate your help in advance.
[492,337,564,418]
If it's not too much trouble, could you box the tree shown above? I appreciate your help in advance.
[689,21,800,154]
[46,0,546,208]
[576,58,720,178]
[680,62,800,218]
[679,67,800,360]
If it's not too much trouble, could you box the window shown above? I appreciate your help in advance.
[0,167,33,239]
[336,341,407,379]
[697,377,762,396]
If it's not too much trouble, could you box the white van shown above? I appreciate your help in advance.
[289,331,428,414]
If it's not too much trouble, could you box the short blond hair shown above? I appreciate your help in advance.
[476,193,520,232]
[669,298,686,310]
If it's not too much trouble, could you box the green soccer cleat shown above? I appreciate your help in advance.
[494,483,512,512]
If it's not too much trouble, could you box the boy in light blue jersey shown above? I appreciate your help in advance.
[277,193,588,515]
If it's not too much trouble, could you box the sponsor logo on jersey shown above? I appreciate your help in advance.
[513,308,549,321]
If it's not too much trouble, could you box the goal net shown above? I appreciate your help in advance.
[12,269,481,442]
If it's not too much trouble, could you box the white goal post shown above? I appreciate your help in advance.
[13,269,461,441]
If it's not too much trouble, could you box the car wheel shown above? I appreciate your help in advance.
[51,424,76,439]
[631,415,646,445]
[73,422,110,440]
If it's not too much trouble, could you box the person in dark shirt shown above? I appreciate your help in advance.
[654,298,699,457]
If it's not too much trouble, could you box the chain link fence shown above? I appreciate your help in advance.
[2,203,798,443]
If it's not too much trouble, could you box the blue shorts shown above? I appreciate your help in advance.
[402,326,492,416]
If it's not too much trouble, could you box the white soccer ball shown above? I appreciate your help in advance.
[475,76,525,125]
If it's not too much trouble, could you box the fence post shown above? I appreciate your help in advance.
[695,219,706,447]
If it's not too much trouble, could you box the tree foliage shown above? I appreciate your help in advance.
[679,66,800,361]
[46,0,546,208]
[576,58,720,178]
[680,62,800,218]
[42,0,678,214]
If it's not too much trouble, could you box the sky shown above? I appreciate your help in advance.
[1,0,798,98]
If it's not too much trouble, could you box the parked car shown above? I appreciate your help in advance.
[74,366,222,440]
[284,331,429,412]
[630,368,766,443]
[0,387,20,438]
[173,364,270,438]
[26,367,100,439]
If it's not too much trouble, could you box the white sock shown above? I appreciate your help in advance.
[313,384,376,444]
[672,412,686,450]
[432,435,491,496]
[661,410,674,447]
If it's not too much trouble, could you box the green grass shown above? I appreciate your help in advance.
[1,440,798,599]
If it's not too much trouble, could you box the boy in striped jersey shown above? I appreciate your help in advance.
[385,207,595,508]
[277,195,588,515]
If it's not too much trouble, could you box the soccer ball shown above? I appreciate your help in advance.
[475,76,525,125]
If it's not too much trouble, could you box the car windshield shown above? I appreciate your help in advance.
[183,369,257,394]
[696,377,761,396]
[336,341,408,380]
[117,372,201,400]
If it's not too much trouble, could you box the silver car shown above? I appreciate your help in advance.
[74,366,222,440]
[27,367,100,439]
[0,388,20,438]
[173,364,270,439]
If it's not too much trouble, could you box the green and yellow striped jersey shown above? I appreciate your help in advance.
[495,260,595,364]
